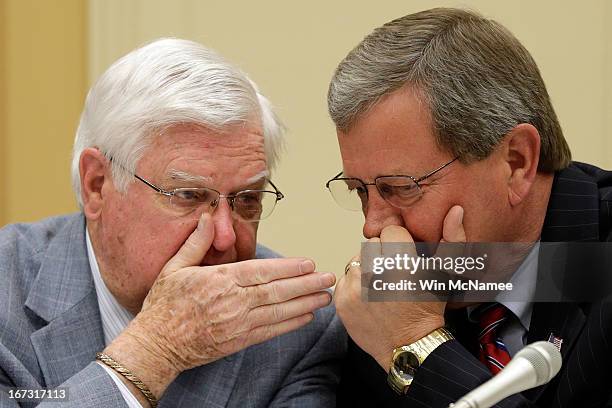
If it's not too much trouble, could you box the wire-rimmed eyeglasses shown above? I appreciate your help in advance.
[132,173,284,222]
[325,157,458,211]
[109,155,285,222]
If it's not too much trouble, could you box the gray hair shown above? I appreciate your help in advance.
[328,8,571,172]
[72,38,285,207]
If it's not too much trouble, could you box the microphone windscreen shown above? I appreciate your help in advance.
[514,341,562,385]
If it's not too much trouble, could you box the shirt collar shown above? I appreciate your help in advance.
[468,242,539,331]
[86,228,134,346]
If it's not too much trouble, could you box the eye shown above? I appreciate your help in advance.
[174,189,206,201]
[347,185,368,208]
[236,191,262,206]
[378,184,393,196]
[355,186,367,195]
[346,180,367,196]
[392,184,417,196]
[234,191,266,220]
[174,190,191,200]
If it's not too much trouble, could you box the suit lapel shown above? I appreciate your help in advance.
[522,164,600,401]
[540,164,600,243]
[24,214,105,387]
[30,289,106,387]
[522,301,586,402]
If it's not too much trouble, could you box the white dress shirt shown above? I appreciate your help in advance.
[86,229,143,408]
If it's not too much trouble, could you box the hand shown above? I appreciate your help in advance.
[104,213,335,400]
[334,205,465,371]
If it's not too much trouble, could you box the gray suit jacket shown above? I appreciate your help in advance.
[0,214,346,407]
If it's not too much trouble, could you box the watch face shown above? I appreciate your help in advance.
[394,350,420,380]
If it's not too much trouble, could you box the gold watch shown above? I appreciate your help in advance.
[387,327,454,395]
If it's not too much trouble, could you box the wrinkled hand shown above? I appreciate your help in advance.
[335,205,465,371]
[105,213,335,399]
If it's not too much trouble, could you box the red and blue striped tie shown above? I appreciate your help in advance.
[476,303,512,375]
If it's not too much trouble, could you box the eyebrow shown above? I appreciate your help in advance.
[167,169,270,190]
[246,170,269,185]
[167,169,212,184]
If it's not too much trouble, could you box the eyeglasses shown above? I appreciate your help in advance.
[131,172,284,222]
[325,157,457,211]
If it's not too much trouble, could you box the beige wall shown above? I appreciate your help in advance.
[0,0,86,225]
[2,1,611,276]
[86,0,612,275]
[0,1,6,225]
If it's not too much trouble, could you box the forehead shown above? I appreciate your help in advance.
[338,86,445,177]
[139,123,267,184]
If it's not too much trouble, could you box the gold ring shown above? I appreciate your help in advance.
[344,260,361,274]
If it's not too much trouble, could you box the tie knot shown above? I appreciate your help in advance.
[475,303,508,343]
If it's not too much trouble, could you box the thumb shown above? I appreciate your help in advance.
[162,213,214,275]
[441,205,466,243]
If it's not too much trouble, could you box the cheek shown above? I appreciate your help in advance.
[233,221,258,261]
[133,218,197,281]
[400,209,446,242]
[463,188,507,241]
[153,218,197,259]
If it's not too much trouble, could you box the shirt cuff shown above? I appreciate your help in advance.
[97,361,144,408]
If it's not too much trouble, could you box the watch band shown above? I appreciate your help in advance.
[387,327,454,395]
[397,327,454,363]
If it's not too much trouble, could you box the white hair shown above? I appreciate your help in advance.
[71,38,285,207]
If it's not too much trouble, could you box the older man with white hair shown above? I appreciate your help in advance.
[0,38,345,407]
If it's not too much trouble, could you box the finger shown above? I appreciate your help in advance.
[345,254,373,303]
[380,225,414,243]
[441,205,466,243]
[333,274,346,301]
[162,213,214,275]
[367,237,382,257]
[248,271,336,307]
[248,291,331,327]
[242,313,314,348]
[359,237,381,277]
[232,258,316,286]
[345,254,361,279]
[347,263,363,294]
[380,225,416,260]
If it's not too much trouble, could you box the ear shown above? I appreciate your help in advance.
[503,124,541,207]
[79,148,111,220]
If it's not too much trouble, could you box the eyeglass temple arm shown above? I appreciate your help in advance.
[131,174,173,197]
[415,157,458,183]
[108,155,174,197]
[325,171,345,188]
[267,179,284,200]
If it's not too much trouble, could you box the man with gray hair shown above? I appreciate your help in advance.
[0,38,344,407]
[327,8,612,407]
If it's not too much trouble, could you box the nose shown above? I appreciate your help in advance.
[211,199,237,252]
[362,190,403,239]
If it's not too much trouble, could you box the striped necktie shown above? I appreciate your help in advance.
[476,303,512,375]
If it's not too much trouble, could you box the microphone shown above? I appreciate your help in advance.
[450,341,562,408]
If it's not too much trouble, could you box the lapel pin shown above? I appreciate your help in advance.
[547,333,563,352]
